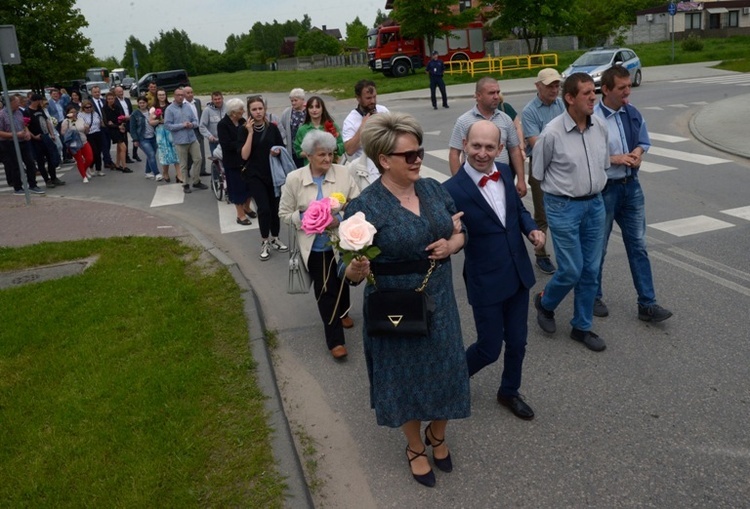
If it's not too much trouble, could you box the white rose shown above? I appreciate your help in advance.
[338,212,377,251]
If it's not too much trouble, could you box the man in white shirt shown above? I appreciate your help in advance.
[114,86,137,163]
[342,79,389,188]
[183,86,207,176]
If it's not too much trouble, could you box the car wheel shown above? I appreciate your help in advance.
[392,61,410,78]
[633,69,642,87]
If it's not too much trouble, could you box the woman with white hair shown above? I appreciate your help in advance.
[279,87,306,167]
[279,129,360,360]
[217,97,255,224]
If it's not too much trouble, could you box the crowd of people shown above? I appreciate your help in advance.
[1,68,675,488]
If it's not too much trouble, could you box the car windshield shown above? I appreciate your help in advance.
[572,52,613,67]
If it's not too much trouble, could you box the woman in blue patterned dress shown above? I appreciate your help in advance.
[343,112,469,488]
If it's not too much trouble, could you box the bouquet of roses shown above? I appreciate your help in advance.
[22,117,31,127]
[333,211,380,267]
[117,115,126,124]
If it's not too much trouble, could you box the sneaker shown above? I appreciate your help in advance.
[536,257,556,274]
[638,304,673,323]
[269,238,288,252]
[593,298,609,318]
[570,328,606,352]
[83,177,89,183]
[14,189,24,195]
[96,171,106,177]
[86,168,94,178]
[155,174,164,181]
[534,292,556,333]
[260,240,271,261]
[46,180,56,189]
[121,167,133,173]
[29,187,46,195]
[145,174,154,179]
[52,178,65,186]
[183,185,192,194]
[192,182,208,190]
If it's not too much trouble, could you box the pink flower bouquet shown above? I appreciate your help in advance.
[332,212,380,265]
[301,198,334,235]
[117,115,126,124]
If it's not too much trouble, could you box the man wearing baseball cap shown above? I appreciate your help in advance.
[425,50,449,110]
[521,68,566,275]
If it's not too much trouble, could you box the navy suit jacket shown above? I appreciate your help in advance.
[443,162,537,306]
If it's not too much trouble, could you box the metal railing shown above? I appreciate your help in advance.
[445,53,559,77]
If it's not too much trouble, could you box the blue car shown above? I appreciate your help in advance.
[561,47,642,90]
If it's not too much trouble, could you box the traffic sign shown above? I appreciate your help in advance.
[668,2,677,16]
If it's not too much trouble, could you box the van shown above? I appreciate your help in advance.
[129,69,190,98]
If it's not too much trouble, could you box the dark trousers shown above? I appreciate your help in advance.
[246,176,280,238]
[466,283,529,397]
[430,76,448,108]
[100,128,112,164]
[308,249,350,350]
[32,135,59,182]
[1,141,39,190]
[187,129,206,175]
[87,131,103,171]
[527,156,550,259]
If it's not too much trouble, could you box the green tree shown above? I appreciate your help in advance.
[345,16,369,51]
[122,36,150,76]
[149,29,195,74]
[573,0,661,47]
[295,30,342,56]
[0,0,96,89]
[373,8,390,27]
[391,0,477,55]
[484,0,576,54]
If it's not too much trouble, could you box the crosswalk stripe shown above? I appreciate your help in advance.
[690,101,709,105]
[424,130,441,136]
[643,106,663,110]
[640,161,677,173]
[427,148,450,162]
[649,133,689,143]
[650,215,734,237]
[673,75,750,84]
[420,164,449,183]
[721,206,750,221]
[218,200,258,233]
[150,184,185,207]
[667,104,689,108]
[648,146,731,165]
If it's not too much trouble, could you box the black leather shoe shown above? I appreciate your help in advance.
[133,155,142,162]
[570,328,606,352]
[406,446,435,487]
[244,209,257,219]
[424,423,452,472]
[236,217,252,225]
[183,185,192,194]
[638,304,673,323]
[497,394,535,420]
[534,292,556,333]
[126,157,135,164]
[193,181,208,190]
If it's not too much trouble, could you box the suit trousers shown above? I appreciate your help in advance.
[467,282,528,397]
[527,156,550,258]
[307,249,350,350]
[187,128,206,174]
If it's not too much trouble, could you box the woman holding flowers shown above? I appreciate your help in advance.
[279,130,360,360]
[293,96,345,167]
[342,112,469,488]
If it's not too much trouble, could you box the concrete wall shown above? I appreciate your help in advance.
[485,36,578,57]
[276,52,368,71]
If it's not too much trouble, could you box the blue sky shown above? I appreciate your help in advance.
[75,0,384,59]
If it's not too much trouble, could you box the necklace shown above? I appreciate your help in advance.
[253,122,265,132]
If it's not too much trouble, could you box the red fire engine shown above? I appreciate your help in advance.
[367,21,485,77]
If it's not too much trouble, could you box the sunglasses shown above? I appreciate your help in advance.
[388,148,424,165]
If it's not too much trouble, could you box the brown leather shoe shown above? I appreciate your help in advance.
[330,345,348,359]
[341,316,354,329]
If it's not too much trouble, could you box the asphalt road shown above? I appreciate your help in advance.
[4,65,749,507]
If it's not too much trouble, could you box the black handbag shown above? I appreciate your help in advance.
[365,260,436,338]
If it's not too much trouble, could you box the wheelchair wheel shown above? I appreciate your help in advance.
[210,160,223,201]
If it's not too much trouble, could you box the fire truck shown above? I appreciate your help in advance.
[367,21,485,77]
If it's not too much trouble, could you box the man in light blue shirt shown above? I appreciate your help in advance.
[165,88,207,194]
[593,65,672,323]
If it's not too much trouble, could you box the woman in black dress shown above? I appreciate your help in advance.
[239,95,288,261]
[102,92,130,172]
[217,97,254,225]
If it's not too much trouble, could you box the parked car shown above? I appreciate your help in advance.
[129,69,190,97]
[561,47,642,90]
[86,81,110,96]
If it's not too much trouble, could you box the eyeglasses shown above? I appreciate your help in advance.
[82,106,92,109]
[387,148,424,165]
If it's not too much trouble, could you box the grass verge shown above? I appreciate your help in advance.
[188,36,750,99]
[0,237,286,507]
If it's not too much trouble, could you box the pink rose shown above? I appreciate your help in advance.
[301,198,333,235]
[338,212,377,251]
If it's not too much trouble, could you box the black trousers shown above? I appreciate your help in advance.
[307,249,350,350]
[245,176,280,239]
[87,131,103,171]
[430,76,448,108]
[1,141,39,190]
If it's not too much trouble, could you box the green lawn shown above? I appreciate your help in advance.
[188,36,750,98]
[0,237,285,508]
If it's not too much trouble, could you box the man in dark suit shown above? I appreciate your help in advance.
[444,120,545,420]
[114,86,138,163]
[183,86,208,176]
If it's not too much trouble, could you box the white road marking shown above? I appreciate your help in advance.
[649,132,689,143]
[640,161,678,173]
[427,148,450,162]
[650,215,734,237]
[219,200,259,234]
[667,104,689,108]
[424,131,441,136]
[150,184,185,207]
[721,206,750,222]
[648,146,731,165]
[643,106,663,110]
[420,164,449,183]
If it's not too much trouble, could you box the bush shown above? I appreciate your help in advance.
[682,34,704,52]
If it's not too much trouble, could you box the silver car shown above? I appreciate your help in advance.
[562,47,642,89]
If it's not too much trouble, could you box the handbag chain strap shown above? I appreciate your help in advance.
[371,259,436,292]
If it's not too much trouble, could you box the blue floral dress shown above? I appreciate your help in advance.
[345,178,470,428]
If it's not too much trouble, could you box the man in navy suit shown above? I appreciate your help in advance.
[444,120,545,420]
